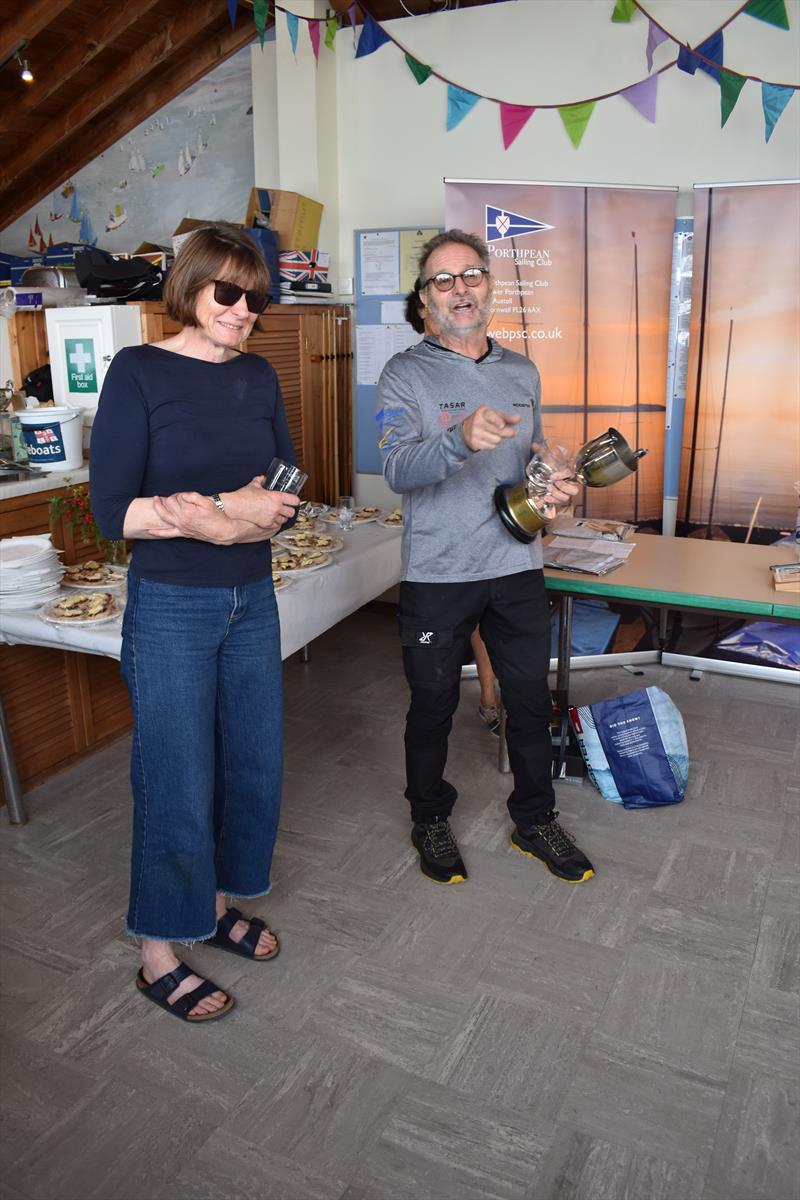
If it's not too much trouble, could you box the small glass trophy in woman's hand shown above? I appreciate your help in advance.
[262,458,308,495]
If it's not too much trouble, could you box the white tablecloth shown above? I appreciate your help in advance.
[0,522,402,662]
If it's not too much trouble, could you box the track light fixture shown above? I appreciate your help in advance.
[15,53,33,84]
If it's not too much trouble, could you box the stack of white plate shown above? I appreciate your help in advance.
[0,535,65,609]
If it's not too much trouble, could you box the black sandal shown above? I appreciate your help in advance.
[135,963,235,1022]
[207,906,280,961]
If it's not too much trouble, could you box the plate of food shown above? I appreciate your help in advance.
[275,531,344,553]
[272,549,332,573]
[62,560,128,588]
[271,571,292,591]
[322,506,382,525]
[39,591,122,625]
[292,511,323,534]
[377,508,403,529]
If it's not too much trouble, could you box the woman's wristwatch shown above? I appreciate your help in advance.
[210,493,225,512]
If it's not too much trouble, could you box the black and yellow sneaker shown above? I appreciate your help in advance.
[412,817,468,885]
[510,812,594,883]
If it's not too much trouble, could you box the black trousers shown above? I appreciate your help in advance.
[399,570,556,830]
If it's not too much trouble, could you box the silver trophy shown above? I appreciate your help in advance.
[494,427,648,544]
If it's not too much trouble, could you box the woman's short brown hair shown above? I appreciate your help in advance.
[163,221,272,328]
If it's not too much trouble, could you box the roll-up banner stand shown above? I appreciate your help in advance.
[445,179,678,527]
[679,180,800,543]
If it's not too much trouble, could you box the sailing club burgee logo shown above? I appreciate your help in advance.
[486,205,554,242]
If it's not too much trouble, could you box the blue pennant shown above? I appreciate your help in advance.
[287,12,299,56]
[677,31,723,82]
[355,14,391,58]
[447,85,480,131]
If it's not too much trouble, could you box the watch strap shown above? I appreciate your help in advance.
[210,493,225,511]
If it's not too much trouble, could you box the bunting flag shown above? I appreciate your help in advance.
[720,70,747,126]
[677,31,723,82]
[405,54,432,85]
[762,81,795,141]
[620,75,658,122]
[347,3,357,49]
[559,100,596,148]
[324,16,337,50]
[227,0,238,31]
[447,84,480,131]
[308,19,321,62]
[611,0,636,21]
[499,103,536,149]
[645,20,670,71]
[287,11,299,56]
[253,0,269,46]
[744,0,790,29]
[355,14,391,58]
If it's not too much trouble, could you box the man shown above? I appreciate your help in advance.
[376,229,594,886]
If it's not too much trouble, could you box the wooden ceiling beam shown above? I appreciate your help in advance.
[0,0,164,136]
[1,0,235,189]
[0,0,73,66]
[0,19,258,229]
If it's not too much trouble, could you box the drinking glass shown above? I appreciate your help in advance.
[337,494,355,532]
[262,457,308,495]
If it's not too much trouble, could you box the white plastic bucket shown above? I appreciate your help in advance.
[17,407,83,472]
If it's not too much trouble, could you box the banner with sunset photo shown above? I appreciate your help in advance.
[679,181,800,541]
[445,179,678,524]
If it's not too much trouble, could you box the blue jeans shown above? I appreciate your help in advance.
[121,574,283,941]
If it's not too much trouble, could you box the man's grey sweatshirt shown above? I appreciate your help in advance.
[376,336,545,583]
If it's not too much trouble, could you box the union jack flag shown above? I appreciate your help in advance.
[278,250,329,286]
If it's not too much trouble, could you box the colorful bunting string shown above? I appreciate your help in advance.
[263,1,797,149]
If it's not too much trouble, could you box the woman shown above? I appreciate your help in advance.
[405,281,500,735]
[90,223,300,1022]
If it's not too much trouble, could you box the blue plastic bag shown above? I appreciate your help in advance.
[569,686,688,809]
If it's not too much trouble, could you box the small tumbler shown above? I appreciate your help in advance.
[262,458,308,495]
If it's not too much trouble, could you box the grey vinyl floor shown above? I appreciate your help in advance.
[1,608,798,1200]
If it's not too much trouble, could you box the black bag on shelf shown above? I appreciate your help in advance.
[74,247,164,301]
[22,363,53,404]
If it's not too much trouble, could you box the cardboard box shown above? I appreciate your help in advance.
[171,218,216,256]
[248,189,323,251]
[245,188,272,228]
[278,250,330,287]
[44,241,85,266]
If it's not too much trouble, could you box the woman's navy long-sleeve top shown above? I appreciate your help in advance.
[90,344,297,587]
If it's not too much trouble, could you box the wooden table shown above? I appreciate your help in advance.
[538,535,800,778]
[0,522,402,824]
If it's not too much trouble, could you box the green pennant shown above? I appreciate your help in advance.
[559,101,596,148]
[720,70,747,126]
[405,54,432,85]
[743,0,790,29]
[611,0,637,22]
[324,16,338,50]
[253,0,269,46]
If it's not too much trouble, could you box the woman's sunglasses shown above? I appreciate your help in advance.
[212,279,270,314]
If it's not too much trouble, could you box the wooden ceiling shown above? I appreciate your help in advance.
[0,0,504,232]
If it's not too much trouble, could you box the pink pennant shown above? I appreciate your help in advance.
[646,19,670,71]
[309,19,321,62]
[499,103,536,150]
[620,75,658,123]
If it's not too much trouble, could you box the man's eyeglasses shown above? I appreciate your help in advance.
[212,279,270,314]
[421,267,489,293]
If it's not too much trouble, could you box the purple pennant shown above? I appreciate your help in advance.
[620,75,658,123]
[645,19,669,71]
[348,3,357,49]
[355,14,391,59]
